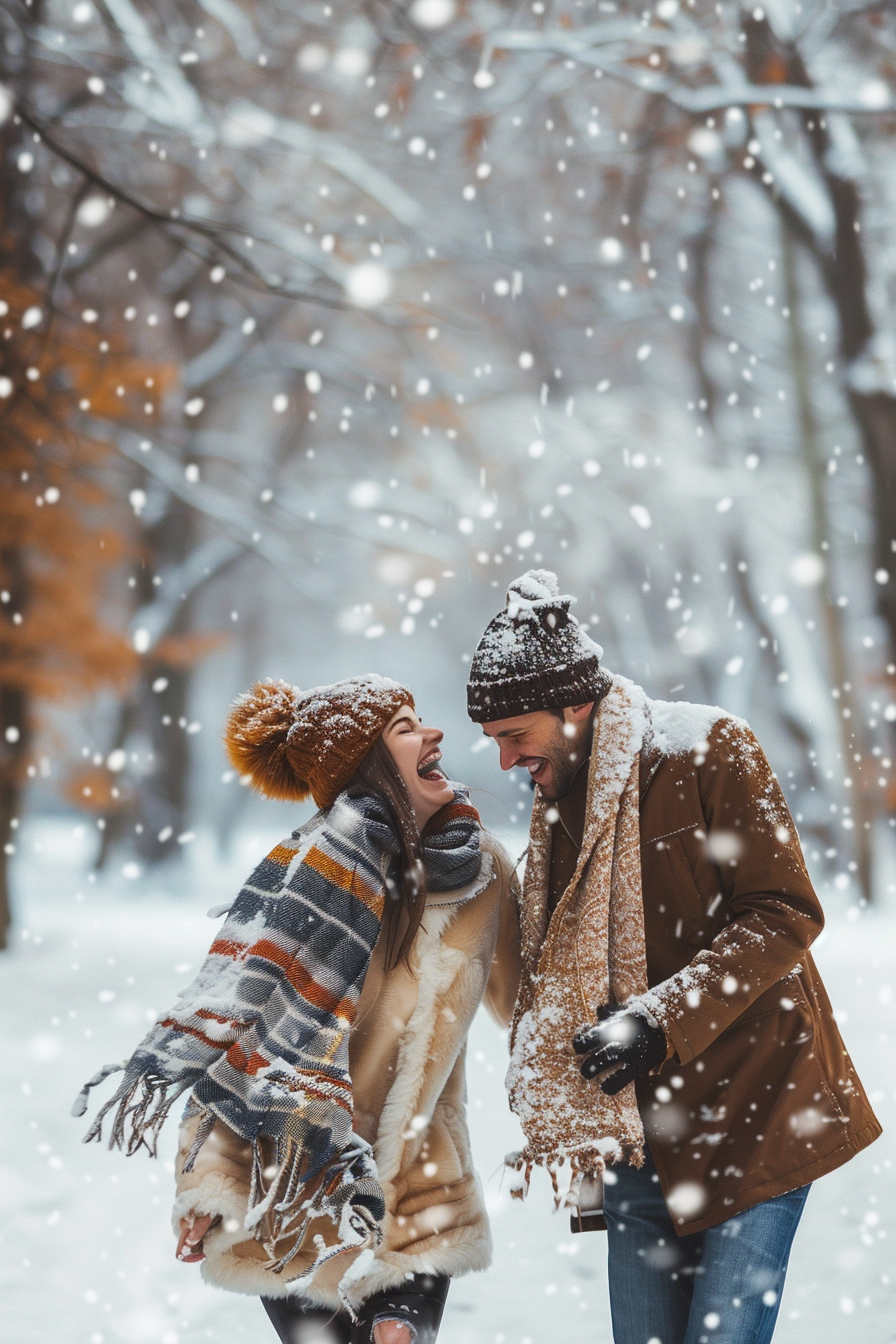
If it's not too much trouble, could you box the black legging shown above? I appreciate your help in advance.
[262,1274,451,1344]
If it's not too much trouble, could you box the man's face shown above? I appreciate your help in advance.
[481,702,594,801]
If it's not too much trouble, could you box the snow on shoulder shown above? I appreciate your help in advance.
[649,696,745,758]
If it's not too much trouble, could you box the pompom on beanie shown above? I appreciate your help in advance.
[225,675,414,809]
[466,569,610,723]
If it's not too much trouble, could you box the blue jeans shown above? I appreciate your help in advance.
[603,1150,810,1344]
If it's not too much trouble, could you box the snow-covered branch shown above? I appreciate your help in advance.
[481,29,894,115]
[226,101,424,229]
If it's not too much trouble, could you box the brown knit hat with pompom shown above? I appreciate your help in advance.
[224,675,414,809]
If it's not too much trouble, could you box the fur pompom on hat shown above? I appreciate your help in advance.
[466,569,610,723]
[225,675,414,809]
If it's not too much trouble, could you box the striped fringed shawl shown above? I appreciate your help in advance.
[74,787,482,1286]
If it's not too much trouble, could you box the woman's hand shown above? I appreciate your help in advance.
[176,1211,216,1262]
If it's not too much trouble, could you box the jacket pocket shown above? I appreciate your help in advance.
[656,829,712,941]
[663,831,739,948]
[726,974,811,1028]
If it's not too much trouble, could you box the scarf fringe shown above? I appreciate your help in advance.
[70,1061,126,1118]
[247,1135,383,1250]
[79,1065,384,1291]
[177,1106,384,1288]
[82,1069,192,1157]
[228,1130,384,1312]
[505,1137,645,1211]
[181,1109,217,1174]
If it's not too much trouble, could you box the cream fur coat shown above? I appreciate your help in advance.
[171,831,521,1311]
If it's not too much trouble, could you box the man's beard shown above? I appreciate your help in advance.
[538,723,590,801]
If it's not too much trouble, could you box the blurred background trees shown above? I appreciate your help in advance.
[0,262,145,947]
[1,0,895,935]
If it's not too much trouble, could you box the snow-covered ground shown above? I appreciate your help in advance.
[2,822,894,1344]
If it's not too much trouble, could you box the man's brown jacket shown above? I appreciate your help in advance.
[631,716,880,1233]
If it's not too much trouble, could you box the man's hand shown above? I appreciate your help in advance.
[573,1004,667,1095]
[176,1211,216,1263]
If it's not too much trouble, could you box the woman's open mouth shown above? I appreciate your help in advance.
[417,750,445,782]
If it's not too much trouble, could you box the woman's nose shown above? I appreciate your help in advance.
[425,726,444,746]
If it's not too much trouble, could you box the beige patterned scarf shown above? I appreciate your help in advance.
[506,675,650,1206]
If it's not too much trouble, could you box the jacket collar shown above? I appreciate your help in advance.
[639,738,663,801]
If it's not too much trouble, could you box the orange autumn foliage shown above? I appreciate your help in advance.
[64,762,132,814]
[0,269,175,778]
[153,630,225,670]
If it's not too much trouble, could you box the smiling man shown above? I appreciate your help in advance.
[467,569,880,1344]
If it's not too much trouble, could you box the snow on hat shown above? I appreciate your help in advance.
[224,675,414,809]
[466,569,609,723]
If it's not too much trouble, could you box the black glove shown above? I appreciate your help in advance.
[573,1003,667,1096]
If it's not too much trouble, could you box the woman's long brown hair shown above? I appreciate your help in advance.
[347,734,427,971]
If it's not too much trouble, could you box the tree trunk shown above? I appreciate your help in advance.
[745,13,896,664]
[780,224,875,902]
[0,758,23,950]
[0,780,17,950]
[809,157,896,656]
[136,651,194,864]
[134,493,197,865]
[0,681,28,949]
[94,694,140,870]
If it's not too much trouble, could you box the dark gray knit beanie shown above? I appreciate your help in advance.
[466,569,610,723]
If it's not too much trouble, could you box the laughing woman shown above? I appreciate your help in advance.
[75,676,521,1344]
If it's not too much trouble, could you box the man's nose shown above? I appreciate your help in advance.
[497,742,520,771]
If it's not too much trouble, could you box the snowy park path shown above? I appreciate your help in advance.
[1,823,894,1344]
